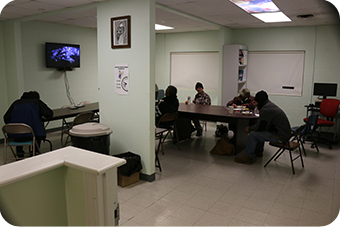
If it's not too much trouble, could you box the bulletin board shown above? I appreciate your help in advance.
[247,51,305,96]
[170,52,219,90]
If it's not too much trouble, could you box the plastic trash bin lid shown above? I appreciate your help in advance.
[69,123,112,137]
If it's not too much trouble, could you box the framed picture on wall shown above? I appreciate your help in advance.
[111,15,131,49]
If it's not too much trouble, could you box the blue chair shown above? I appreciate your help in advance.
[156,89,164,104]
[292,114,319,155]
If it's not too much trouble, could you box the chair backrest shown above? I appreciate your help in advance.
[301,114,319,135]
[72,112,94,127]
[2,123,35,138]
[156,89,165,102]
[156,112,178,127]
[320,99,340,118]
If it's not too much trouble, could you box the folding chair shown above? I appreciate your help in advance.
[264,136,304,174]
[156,112,181,155]
[2,123,40,164]
[62,111,94,146]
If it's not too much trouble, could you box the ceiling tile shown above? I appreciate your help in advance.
[14,1,64,13]
[41,0,93,8]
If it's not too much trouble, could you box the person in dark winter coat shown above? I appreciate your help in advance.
[155,85,179,125]
[234,90,291,164]
[4,91,53,157]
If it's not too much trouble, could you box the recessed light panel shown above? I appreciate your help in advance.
[155,24,174,30]
[252,12,292,23]
[230,0,280,13]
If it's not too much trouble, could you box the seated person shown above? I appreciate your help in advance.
[226,88,256,109]
[3,91,53,157]
[192,82,211,136]
[155,85,179,126]
[234,90,291,164]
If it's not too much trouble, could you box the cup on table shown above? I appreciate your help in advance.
[229,106,234,114]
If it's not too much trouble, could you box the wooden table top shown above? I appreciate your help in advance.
[178,103,258,120]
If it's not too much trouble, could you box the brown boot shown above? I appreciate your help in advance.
[234,154,253,165]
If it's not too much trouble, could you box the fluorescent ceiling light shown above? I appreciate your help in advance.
[230,0,280,13]
[252,12,292,23]
[155,24,174,30]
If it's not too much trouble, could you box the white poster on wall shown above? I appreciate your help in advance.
[170,52,219,90]
[114,64,129,95]
[247,51,305,96]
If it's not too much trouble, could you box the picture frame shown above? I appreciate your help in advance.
[111,15,131,49]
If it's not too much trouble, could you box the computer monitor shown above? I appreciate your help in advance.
[313,83,338,99]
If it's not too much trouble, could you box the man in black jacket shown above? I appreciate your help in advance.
[234,90,291,164]
[155,85,179,125]
[4,91,53,157]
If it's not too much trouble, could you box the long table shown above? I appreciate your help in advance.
[177,103,258,154]
[47,102,99,122]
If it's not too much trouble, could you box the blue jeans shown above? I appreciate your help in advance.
[245,131,280,159]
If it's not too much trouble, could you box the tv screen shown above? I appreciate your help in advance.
[45,42,80,70]
[313,83,338,99]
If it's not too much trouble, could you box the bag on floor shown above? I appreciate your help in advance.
[210,136,235,156]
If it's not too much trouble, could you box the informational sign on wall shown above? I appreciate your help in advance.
[114,64,129,95]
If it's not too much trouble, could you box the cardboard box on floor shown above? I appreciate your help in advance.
[118,172,139,187]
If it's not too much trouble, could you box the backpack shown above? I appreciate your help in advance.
[210,135,235,156]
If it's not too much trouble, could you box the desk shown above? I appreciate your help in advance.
[177,103,258,154]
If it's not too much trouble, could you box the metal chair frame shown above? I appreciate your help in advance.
[2,123,40,164]
[264,137,304,174]
[155,112,181,171]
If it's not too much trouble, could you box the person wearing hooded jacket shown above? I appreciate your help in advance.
[4,91,53,157]
[155,85,179,125]
[234,90,291,164]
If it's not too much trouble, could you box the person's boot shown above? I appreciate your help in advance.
[196,128,203,136]
[254,149,263,157]
[234,154,253,165]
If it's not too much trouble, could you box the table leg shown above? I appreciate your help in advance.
[175,117,192,141]
[229,119,249,154]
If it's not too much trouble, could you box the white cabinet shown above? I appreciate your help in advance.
[222,44,248,106]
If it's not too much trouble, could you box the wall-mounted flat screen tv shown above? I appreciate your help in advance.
[45,42,80,71]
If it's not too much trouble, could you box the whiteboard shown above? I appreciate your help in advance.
[247,51,305,96]
[170,52,219,90]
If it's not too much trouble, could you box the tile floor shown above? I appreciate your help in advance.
[1,122,340,226]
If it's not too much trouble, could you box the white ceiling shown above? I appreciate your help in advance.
[0,0,339,33]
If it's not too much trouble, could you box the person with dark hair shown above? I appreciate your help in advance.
[226,88,256,109]
[3,91,53,157]
[234,90,291,164]
[155,85,179,125]
[192,82,211,136]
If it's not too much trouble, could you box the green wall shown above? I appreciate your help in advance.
[155,24,340,126]
[0,167,68,226]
